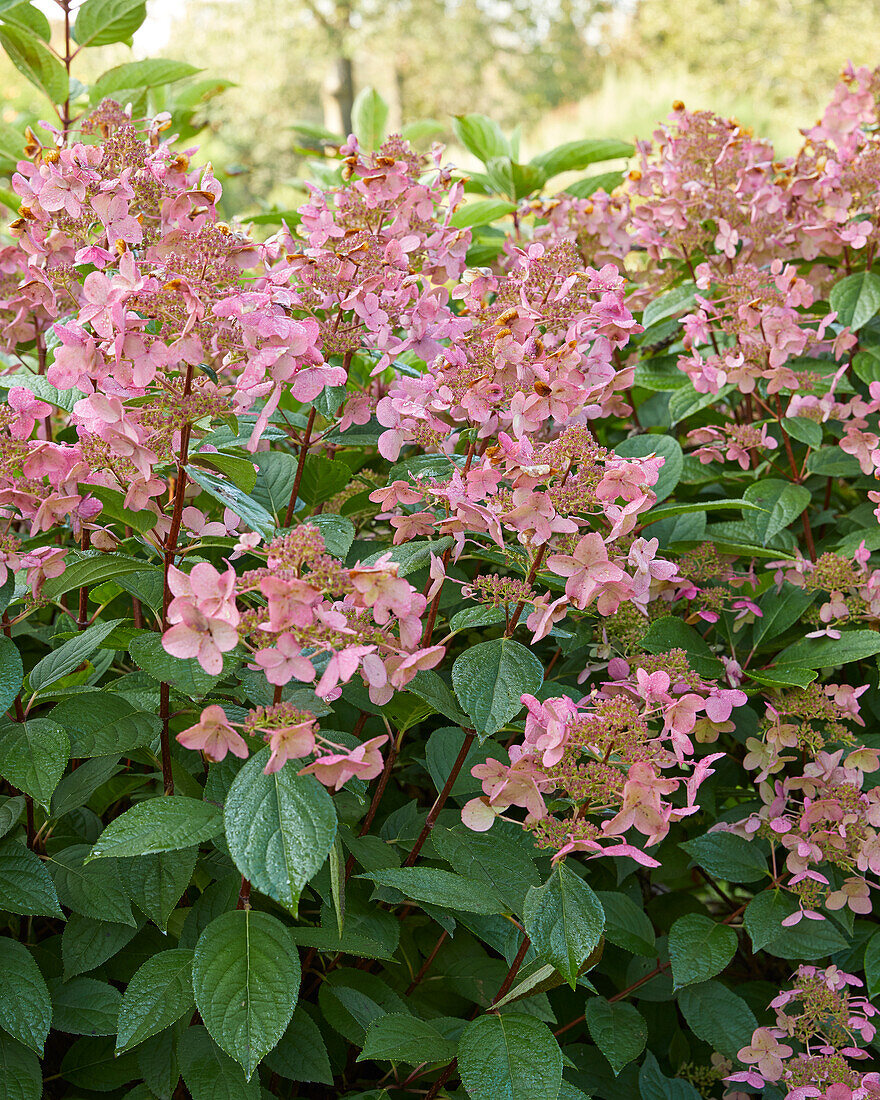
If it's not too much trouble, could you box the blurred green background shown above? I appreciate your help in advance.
[4,0,880,214]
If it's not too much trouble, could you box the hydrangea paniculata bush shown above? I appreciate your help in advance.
[2,6,880,1098]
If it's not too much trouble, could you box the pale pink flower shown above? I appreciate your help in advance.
[177,705,248,762]
[300,735,388,790]
[252,634,315,686]
[736,1028,792,1081]
[263,715,318,774]
[162,604,239,675]
[546,532,626,611]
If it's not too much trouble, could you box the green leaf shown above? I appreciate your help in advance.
[58,1038,137,1091]
[563,170,624,198]
[668,914,736,990]
[0,940,50,1053]
[50,844,136,926]
[91,57,200,102]
[775,628,880,668]
[264,1008,332,1085]
[400,117,444,143]
[0,795,23,841]
[450,198,517,229]
[0,837,63,917]
[193,909,301,1079]
[116,949,194,1052]
[448,605,507,632]
[223,747,337,914]
[0,1032,41,1100]
[128,631,230,699]
[615,435,683,503]
[830,270,880,331]
[585,997,647,1075]
[523,864,605,987]
[743,890,798,953]
[432,823,539,913]
[191,451,257,493]
[531,138,633,177]
[407,669,469,725]
[641,615,722,679]
[452,637,543,738]
[117,847,197,931]
[752,585,817,646]
[642,499,759,525]
[425,726,507,799]
[782,416,822,448]
[677,980,757,1061]
[806,446,862,477]
[457,1013,562,1100]
[1,3,51,40]
[0,718,69,811]
[296,454,353,509]
[0,573,14,618]
[49,975,120,1037]
[73,0,146,46]
[452,113,509,163]
[28,618,122,695]
[352,86,389,151]
[642,283,697,329]
[864,929,880,998]
[311,513,355,559]
[680,832,767,884]
[762,913,848,959]
[0,24,68,103]
[668,382,735,426]
[633,356,689,392]
[748,666,818,689]
[359,536,454,576]
[188,466,276,537]
[88,796,223,859]
[485,156,547,200]
[358,1014,457,1064]
[80,484,158,534]
[61,913,138,979]
[178,1025,260,1100]
[50,692,159,758]
[362,867,508,914]
[41,551,153,601]
[596,891,655,957]
[50,755,121,819]
[639,1051,701,1100]
[853,344,880,384]
[251,451,296,520]
[0,635,22,715]
[743,479,811,546]
[0,370,80,413]
[0,122,24,165]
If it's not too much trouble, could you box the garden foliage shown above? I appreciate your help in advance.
[1,3,880,1099]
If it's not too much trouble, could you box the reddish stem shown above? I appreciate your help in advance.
[505,543,548,636]
[405,929,448,995]
[284,407,317,527]
[404,730,475,866]
[159,366,196,796]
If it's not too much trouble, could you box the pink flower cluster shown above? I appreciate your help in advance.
[728,966,880,1099]
[177,700,388,784]
[162,525,443,703]
[462,655,746,866]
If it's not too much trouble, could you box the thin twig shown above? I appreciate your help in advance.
[404,730,475,866]
[284,407,317,527]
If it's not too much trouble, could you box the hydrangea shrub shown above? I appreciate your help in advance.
[1,4,880,1099]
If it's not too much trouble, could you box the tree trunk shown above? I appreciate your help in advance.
[322,53,355,136]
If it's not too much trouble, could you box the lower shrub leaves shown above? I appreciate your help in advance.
[192,910,301,1079]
